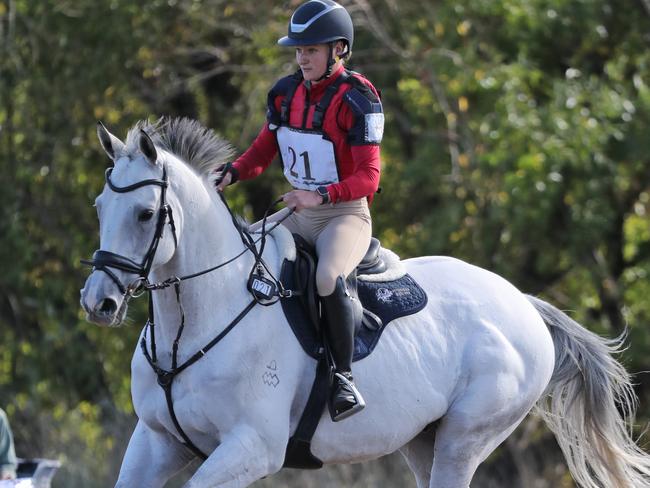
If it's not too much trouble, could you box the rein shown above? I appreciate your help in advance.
[83,161,294,459]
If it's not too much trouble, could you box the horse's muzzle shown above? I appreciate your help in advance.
[80,272,128,327]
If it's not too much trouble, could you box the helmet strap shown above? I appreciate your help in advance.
[315,42,338,82]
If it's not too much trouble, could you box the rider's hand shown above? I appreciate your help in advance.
[282,189,323,211]
[215,172,232,192]
[213,163,237,192]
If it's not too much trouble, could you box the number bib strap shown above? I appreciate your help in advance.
[277,126,339,191]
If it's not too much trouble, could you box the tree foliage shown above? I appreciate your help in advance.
[1,0,649,486]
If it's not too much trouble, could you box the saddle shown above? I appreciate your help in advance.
[279,234,427,469]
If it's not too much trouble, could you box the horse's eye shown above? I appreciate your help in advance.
[138,209,155,222]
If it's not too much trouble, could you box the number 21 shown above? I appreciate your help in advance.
[288,146,315,181]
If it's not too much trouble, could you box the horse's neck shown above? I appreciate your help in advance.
[148,168,260,362]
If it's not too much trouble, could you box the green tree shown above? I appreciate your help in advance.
[1,0,649,486]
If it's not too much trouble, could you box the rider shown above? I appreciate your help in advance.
[215,0,383,422]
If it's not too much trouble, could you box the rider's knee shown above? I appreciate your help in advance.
[316,267,338,296]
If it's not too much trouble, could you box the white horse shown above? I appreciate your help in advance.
[80,118,650,488]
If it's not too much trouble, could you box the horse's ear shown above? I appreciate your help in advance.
[139,130,157,165]
[96,121,125,161]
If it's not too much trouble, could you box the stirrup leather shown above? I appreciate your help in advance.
[329,372,366,422]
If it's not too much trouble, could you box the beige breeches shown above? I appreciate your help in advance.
[262,199,372,296]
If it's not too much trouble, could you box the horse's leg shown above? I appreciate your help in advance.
[427,354,542,488]
[115,420,193,488]
[428,331,548,488]
[398,428,436,488]
[183,424,284,488]
[428,410,526,488]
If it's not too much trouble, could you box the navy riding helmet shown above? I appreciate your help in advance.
[278,0,354,56]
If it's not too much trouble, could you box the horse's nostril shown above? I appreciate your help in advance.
[98,298,118,315]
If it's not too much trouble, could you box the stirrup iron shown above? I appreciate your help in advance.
[329,372,366,422]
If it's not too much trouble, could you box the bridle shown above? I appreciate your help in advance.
[82,159,293,460]
[81,163,178,297]
[83,161,289,299]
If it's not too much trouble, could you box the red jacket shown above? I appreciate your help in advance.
[233,65,382,203]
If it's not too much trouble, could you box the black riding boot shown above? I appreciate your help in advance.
[321,276,366,422]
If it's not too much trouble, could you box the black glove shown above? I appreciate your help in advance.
[213,162,239,188]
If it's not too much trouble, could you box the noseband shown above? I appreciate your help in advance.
[81,163,178,296]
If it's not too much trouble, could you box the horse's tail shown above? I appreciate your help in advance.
[527,295,650,488]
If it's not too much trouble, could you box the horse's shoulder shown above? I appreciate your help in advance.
[269,224,296,262]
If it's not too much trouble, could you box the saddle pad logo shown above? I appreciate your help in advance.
[376,287,413,303]
[376,288,393,303]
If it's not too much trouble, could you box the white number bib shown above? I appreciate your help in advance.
[276,126,339,191]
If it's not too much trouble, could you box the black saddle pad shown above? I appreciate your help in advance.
[279,259,428,362]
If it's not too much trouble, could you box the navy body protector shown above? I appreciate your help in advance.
[267,68,383,136]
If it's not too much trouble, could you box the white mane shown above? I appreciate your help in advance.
[123,117,235,179]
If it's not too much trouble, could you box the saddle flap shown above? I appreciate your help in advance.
[357,237,386,275]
